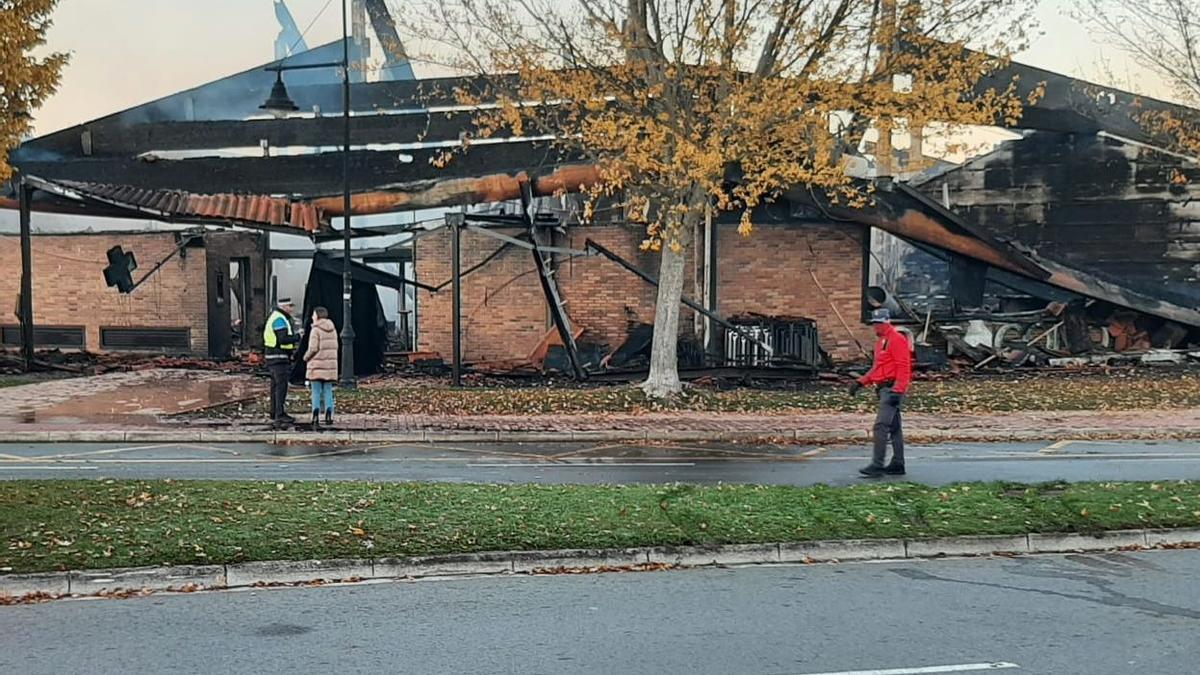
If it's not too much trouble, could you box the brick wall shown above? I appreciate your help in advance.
[0,232,209,354]
[415,220,872,364]
[718,221,874,360]
[415,227,549,363]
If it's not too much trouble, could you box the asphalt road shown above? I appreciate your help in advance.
[0,439,1198,485]
[3,550,1197,674]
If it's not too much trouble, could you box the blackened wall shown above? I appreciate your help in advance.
[920,132,1200,308]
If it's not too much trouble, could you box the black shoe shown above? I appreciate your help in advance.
[279,413,297,423]
[311,411,320,430]
[859,465,885,477]
[324,411,333,426]
[883,464,906,476]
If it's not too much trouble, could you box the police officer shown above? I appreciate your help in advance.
[263,297,300,426]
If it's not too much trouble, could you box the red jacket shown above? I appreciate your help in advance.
[858,325,912,394]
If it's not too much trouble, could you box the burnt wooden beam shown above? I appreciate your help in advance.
[0,192,154,220]
[22,111,491,158]
[16,141,580,198]
[17,73,516,160]
[313,163,602,215]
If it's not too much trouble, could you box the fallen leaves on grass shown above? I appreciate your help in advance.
[319,370,1200,417]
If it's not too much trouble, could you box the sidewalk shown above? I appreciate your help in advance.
[3,408,1197,445]
[1,369,1197,443]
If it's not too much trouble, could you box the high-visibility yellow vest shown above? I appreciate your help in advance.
[263,310,296,350]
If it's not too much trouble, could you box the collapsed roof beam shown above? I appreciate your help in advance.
[311,163,602,215]
[793,185,1200,328]
[22,111,488,158]
[15,141,578,198]
[16,71,513,161]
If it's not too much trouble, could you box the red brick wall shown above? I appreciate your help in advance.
[718,221,874,360]
[415,227,548,363]
[415,221,871,364]
[0,233,209,353]
[558,226,665,352]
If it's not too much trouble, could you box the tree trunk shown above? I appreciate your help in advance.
[642,213,697,399]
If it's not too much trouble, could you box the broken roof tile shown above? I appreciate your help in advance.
[48,180,327,232]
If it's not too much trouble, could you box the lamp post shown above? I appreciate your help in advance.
[260,0,356,386]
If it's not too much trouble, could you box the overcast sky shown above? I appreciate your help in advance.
[28,0,1171,135]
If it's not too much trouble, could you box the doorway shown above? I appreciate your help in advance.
[230,258,251,350]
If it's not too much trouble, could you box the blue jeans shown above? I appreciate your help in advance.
[310,380,335,414]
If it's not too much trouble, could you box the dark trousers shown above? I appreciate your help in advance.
[268,361,291,420]
[871,386,905,467]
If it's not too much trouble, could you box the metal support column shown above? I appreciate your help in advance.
[448,212,464,387]
[17,178,34,371]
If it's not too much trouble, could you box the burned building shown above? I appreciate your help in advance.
[6,34,1200,375]
[413,207,874,368]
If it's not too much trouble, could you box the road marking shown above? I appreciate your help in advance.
[470,462,695,468]
[0,453,31,461]
[549,443,629,459]
[0,465,98,471]
[797,662,1019,675]
[37,443,180,459]
[1039,440,1076,454]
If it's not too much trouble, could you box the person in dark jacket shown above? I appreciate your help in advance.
[850,308,913,477]
[263,298,300,427]
[303,306,339,429]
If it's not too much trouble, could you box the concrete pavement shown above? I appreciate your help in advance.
[0,438,1198,485]
[2,550,1197,674]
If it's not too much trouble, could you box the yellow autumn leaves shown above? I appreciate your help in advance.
[0,0,69,181]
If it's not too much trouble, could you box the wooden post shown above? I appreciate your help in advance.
[18,178,34,371]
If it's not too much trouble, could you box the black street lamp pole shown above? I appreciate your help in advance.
[337,0,357,387]
[261,0,356,386]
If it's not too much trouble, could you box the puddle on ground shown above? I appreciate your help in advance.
[6,373,264,426]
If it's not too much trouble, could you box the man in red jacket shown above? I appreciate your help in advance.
[850,308,912,476]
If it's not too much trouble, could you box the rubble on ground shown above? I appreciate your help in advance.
[0,349,261,377]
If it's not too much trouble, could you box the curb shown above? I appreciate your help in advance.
[4,528,1197,600]
[4,428,1199,445]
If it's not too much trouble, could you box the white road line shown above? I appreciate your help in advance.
[37,444,175,459]
[0,465,98,471]
[178,443,243,456]
[1039,440,1076,454]
[797,662,1019,675]
[470,462,695,468]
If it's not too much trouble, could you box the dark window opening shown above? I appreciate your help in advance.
[0,325,86,349]
[100,327,191,352]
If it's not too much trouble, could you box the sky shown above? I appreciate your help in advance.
[27,0,1176,136]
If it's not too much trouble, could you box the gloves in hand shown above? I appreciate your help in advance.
[848,381,864,397]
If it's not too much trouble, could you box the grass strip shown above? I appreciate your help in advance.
[3,480,1199,574]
